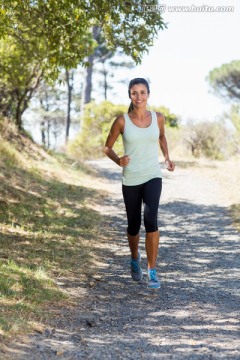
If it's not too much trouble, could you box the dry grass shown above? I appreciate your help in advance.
[213,156,240,232]
[0,118,239,345]
[174,154,240,232]
[0,120,107,341]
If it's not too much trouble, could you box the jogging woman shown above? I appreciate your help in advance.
[104,78,175,289]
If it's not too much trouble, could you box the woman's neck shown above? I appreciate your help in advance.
[131,109,149,120]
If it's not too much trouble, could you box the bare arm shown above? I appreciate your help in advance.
[157,112,175,171]
[103,115,130,167]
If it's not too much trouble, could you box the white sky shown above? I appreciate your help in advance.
[108,0,240,122]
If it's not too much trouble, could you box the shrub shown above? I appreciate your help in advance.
[184,120,231,160]
[68,101,127,159]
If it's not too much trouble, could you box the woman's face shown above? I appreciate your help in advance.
[129,84,149,109]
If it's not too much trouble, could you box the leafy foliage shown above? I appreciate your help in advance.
[228,104,240,133]
[0,38,42,128]
[0,0,166,77]
[151,105,180,127]
[0,0,166,129]
[207,60,240,103]
[68,101,127,158]
[0,0,94,78]
[223,105,240,153]
[184,120,231,159]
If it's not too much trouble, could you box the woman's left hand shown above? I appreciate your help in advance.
[166,160,175,172]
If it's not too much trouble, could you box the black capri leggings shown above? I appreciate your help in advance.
[122,178,162,236]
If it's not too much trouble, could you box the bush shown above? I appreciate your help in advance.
[184,120,232,159]
[151,105,180,127]
[68,101,127,159]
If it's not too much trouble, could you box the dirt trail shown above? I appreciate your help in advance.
[4,159,240,359]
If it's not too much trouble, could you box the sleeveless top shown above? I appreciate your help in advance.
[122,111,162,186]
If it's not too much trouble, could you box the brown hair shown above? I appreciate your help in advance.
[128,78,150,113]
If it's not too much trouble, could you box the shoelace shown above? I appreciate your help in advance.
[149,269,157,281]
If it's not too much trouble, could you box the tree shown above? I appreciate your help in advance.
[81,26,134,106]
[65,69,74,143]
[0,0,166,130]
[81,26,103,107]
[26,81,65,149]
[0,0,166,78]
[184,120,230,159]
[207,60,240,103]
[223,104,240,153]
[228,104,240,133]
[0,38,42,130]
[0,0,95,78]
[97,58,135,101]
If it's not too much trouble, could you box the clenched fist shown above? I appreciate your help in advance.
[119,155,130,167]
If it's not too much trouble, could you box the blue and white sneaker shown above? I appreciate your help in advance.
[130,251,143,282]
[147,268,161,289]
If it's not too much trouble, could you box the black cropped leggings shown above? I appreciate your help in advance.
[122,178,162,236]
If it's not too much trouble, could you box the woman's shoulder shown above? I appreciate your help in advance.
[112,114,125,133]
[154,111,165,119]
[154,111,165,124]
[114,114,126,124]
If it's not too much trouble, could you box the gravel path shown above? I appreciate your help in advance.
[5,159,240,359]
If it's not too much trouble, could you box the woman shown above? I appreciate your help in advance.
[104,78,175,289]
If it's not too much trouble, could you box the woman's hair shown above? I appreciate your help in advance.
[128,78,150,113]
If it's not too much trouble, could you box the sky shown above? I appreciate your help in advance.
[108,0,240,123]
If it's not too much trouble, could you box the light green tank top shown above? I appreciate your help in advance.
[122,111,162,186]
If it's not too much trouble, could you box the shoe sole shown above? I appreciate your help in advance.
[133,271,143,282]
[148,283,161,289]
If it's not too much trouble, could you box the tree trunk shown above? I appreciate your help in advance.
[47,119,50,149]
[15,100,23,130]
[15,68,42,131]
[103,62,107,100]
[81,54,94,107]
[65,69,73,144]
[80,26,100,117]
[41,120,46,146]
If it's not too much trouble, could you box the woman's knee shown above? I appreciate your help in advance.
[144,214,158,232]
[145,223,158,233]
[127,223,141,236]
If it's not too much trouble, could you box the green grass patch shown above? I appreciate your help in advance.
[0,260,66,333]
[0,144,104,338]
[0,138,22,167]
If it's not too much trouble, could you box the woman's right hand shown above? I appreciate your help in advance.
[119,155,130,167]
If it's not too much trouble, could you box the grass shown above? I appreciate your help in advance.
[0,127,106,340]
[0,120,239,344]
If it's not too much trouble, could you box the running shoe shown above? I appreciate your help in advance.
[147,268,161,289]
[130,251,143,282]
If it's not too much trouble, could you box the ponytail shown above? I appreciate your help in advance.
[128,102,134,113]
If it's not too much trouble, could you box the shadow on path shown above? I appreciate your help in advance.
[6,161,240,360]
